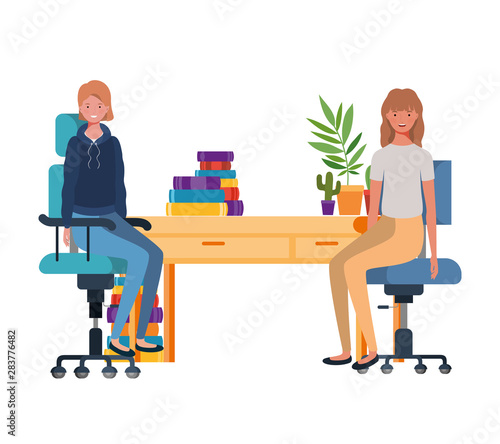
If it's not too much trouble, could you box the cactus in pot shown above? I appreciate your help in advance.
[317,171,341,215]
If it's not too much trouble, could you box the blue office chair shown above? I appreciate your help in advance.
[365,160,462,374]
[39,114,151,379]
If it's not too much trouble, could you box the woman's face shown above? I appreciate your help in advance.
[385,108,418,133]
[79,95,109,123]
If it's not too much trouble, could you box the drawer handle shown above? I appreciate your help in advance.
[315,241,339,246]
[201,241,225,246]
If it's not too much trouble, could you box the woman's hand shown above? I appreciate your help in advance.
[430,255,438,279]
[63,228,71,247]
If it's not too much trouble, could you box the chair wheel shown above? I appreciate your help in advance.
[74,366,89,379]
[126,371,140,379]
[439,364,452,374]
[51,366,66,379]
[414,364,427,374]
[125,366,141,379]
[381,364,393,374]
[102,366,117,379]
[357,368,369,374]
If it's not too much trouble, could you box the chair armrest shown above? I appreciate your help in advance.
[38,214,116,230]
[38,214,151,262]
[124,218,152,231]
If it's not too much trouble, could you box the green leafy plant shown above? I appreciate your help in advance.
[365,165,371,190]
[317,171,341,200]
[307,96,367,185]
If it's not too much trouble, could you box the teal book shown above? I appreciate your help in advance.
[169,189,225,203]
[195,169,236,179]
[106,335,164,348]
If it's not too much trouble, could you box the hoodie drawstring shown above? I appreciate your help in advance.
[87,141,101,169]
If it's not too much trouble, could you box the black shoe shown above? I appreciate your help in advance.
[352,354,379,370]
[323,356,352,365]
[135,343,164,353]
[109,341,135,357]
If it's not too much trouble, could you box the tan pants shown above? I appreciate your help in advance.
[329,215,424,352]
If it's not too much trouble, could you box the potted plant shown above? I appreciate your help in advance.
[307,96,367,215]
[317,171,341,215]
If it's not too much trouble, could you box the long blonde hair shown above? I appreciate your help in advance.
[380,88,424,147]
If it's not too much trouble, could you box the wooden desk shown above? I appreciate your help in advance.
[134,216,363,362]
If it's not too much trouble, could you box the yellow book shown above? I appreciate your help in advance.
[220,178,238,187]
[113,285,143,295]
[166,202,228,216]
[104,349,130,362]
[137,349,164,363]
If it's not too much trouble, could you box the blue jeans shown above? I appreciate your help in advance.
[71,211,163,340]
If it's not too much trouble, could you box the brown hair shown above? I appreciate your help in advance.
[380,88,424,147]
[78,80,114,121]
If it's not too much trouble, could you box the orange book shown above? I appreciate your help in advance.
[111,293,159,307]
[221,187,239,200]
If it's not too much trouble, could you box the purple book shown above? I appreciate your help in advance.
[226,200,244,216]
[197,151,234,162]
[173,176,221,190]
[107,307,163,324]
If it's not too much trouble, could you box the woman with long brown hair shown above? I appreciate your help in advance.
[324,88,438,370]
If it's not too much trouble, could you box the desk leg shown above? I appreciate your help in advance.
[393,296,404,362]
[355,318,367,361]
[163,264,175,362]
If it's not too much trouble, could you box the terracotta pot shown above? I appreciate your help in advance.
[321,200,336,215]
[337,185,364,215]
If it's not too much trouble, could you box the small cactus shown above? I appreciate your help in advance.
[317,172,341,200]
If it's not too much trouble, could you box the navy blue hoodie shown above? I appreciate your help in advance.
[61,123,127,228]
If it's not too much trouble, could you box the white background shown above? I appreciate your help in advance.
[1,1,500,443]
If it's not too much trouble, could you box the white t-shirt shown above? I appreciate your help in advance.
[370,143,434,218]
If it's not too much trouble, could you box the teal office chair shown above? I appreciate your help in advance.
[39,114,151,379]
[366,160,462,375]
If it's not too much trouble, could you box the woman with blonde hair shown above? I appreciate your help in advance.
[324,88,438,370]
[61,80,164,357]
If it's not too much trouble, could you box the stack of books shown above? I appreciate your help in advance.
[103,275,164,362]
[166,151,244,216]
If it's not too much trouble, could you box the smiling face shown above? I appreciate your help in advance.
[385,108,419,134]
[79,95,109,123]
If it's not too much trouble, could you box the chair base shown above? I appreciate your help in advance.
[50,326,141,379]
[377,328,451,375]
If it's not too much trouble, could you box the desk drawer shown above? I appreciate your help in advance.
[295,237,356,260]
[156,237,290,259]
